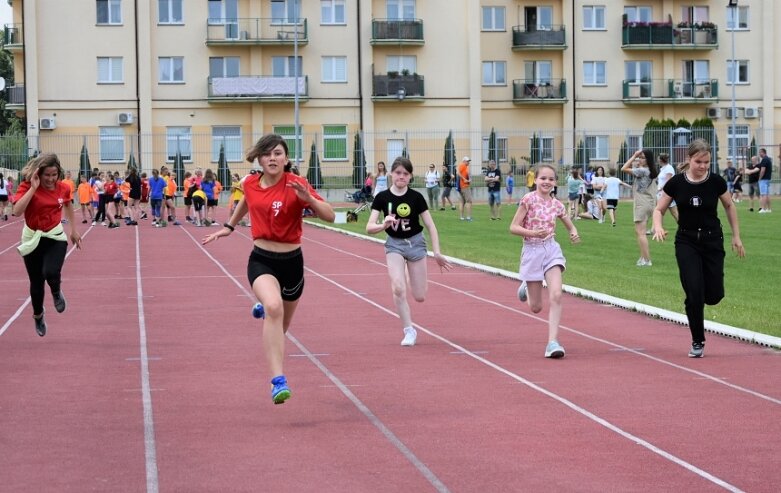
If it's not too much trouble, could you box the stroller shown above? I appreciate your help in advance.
[345,183,373,222]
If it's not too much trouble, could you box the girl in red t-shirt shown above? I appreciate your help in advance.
[202,134,335,405]
[13,153,81,337]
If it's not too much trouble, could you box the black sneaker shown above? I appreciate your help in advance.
[688,342,704,358]
[53,291,67,313]
[34,314,47,337]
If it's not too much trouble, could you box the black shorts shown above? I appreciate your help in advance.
[184,197,192,206]
[247,246,304,302]
[606,199,618,209]
[164,195,174,201]
[192,196,205,211]
[207,199,218,207]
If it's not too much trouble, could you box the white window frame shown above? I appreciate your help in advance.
[167,127,192,162]
[482,61,506,86]
[681,6,709,24]
[272,125,303,162]
[209,57,240,78]
[535,6,553,30]
[322,125,348,161]
[482,6,505,31]
[159,57,184,83]
[727,60,749,85]
[321,0,345,25]
[272,56,303,77]
[627,135,643,153]
[387,0,415,20]
[271,0,302,25]
[727,125,749,160]
[585,135,609,161]
[99,127,125,162]
[481,136,508,163]
[158,0,183,24]
[97,57,123,84]
[726,5,749,30]
[212,126,243,163]
[624,6,652,23]
[583,61,606,86]
[524,60,552,84]
[97,0,122,25]
[583,5,606,30]
[386,55,416,74]
[322,56,347,83]
[541,136,554,161]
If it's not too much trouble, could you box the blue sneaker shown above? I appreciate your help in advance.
[271,375,290,404]
[517,281,528,302]
[252,303,265,319]
[544,340,565,359]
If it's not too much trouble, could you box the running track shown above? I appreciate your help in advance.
[1,216,779,492]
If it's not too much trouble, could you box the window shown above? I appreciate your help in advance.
[159,0,183,24]
[321,0,345,24]
[482,7,505,31]
[583,61,606,85]
[159,57,184,83]
[272,56,303,77]
[212,127,242,162]
[625,61,652,96]
[323,125,347,160]
[524,61,552,84]
[583,6,605,30]
[386,55,416,74]
[208,0,238,23]
[627,135,643,153]
[322,57,347,83]
[726,5,749,30]
[99,127,125,162]
[681,6,709,24]
[387,0,415,20]
[273,125,303,162]
[540,137,554,161]
[624,6,652,23]
[727,60,749,85]
[727,125,749,159]
[97,0,122,24]
[585,136,609,161]
[482,61,506,86]
[97,57,123,83]
[272,0,301,24]
[535,7,553,30]
[167,127,192,161]
[481,136,508,162]
[209,57,240,78]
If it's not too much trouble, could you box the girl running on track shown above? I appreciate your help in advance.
[12,153,82,337]
[511,164,579,359]
[652,139,745,358]
[365,157,452,347]
[202,133,335,405]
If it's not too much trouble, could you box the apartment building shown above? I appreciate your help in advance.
[3,0,778,176]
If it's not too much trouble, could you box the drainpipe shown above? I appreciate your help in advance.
[356,0,363,131]
[134,0,142,162]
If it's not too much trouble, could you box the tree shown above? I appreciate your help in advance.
[443,130,456,176]
[575,139,589,169]
[0,46,24,135]
[351,131,366,188]
[617,140,628,165]
[487,128,497,163]
[529,133,541,165]
[216,143,231,189]
[306,140,322,188]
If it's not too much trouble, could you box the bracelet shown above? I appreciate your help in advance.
[223,223,235,232]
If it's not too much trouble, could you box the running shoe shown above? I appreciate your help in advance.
[517,281,528,302]
[252,303,265,319]
[53,291,67,313]
[271,375,291,404]
[688,342,705,358]
[34,313,47,337]
[544,340,566,359]
[401,327,417,346]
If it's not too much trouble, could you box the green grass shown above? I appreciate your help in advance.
[312,198,781,338]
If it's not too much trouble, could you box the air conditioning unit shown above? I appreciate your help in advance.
[706,107,721,119]
[724,108,735,119]
[744,107,759,119]
[39,117,56,130]
[118,112,134,125]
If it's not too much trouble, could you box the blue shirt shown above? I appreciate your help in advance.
[201,180,216,200]
[149,176,167,200]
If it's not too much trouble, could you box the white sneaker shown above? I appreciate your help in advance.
[401,327,417,346]
[544,340,566,358]
[91,221,96,226]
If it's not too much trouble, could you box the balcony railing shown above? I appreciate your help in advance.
[622,79,719,103]
[3,24,23,49]
[5,84,25,107]
[207,76,308,101]
[205,18,307,45]
[512,79,567,102]
[370,19,424,45]
[512,25,566,50]
[372,74,425,100]
[622,22,718,49]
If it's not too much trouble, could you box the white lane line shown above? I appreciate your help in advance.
[134,226,159,493]
[308,237,781,407]
[0,241,20,255]
[0,218,23,229]
[180,227,451,493]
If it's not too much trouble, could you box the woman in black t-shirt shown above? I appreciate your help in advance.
[652,139,745,358]
[367,157,452,347]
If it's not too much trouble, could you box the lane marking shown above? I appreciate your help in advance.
[0,241,20,256]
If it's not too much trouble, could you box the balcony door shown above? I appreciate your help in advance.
[626,61,652,97]
[272,56,303,77]
[387,139,405,165]
[208,0,238,39]
[524,6,552,30]
[387,0,415,20]
[210,57,240,79]
[271,0,301,24]
[683,60,709,97]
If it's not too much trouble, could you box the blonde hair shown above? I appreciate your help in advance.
[678,139,711,172]
[20,153,63,182]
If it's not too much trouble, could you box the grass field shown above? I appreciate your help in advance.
[313,196,780,338]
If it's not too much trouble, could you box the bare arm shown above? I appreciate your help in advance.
[720,191,745,257]
[621,150,643,173]
[652,192,674,242]
[420,210,452,271]
[366,208,394,235]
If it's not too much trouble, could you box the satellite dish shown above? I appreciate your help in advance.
[0,77,5,91]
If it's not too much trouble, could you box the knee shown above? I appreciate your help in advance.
[704,293,723,306]
[263,298,285,319]
[412,293,426,303]
[391,281,406,299]
[548,288,562,306]
[530,302,543,313]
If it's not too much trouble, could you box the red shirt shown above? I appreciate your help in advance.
[14,180,70,232]
[243,172,323,244]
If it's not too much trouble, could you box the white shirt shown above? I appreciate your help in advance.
[604,177,622,200]
[657,164,675,191]
[425,170,440,188]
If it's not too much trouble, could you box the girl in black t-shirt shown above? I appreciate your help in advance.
[366,157,451,347]
[652,139,745,358]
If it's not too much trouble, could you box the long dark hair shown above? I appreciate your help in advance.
[641,149,658,179]
[246,133,293,173]
[0,173,4,189]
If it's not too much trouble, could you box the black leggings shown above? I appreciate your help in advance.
[95,194,108,222]
[23,237,67,316]
[674,229,725,344]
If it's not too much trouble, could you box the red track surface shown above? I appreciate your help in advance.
[1,216,779,492]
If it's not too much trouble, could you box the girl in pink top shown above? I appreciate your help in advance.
[510,165,579,358]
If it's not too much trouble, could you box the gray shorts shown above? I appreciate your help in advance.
[520,238,566,281]
[385,232,427,261]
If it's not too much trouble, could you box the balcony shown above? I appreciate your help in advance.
[3,24,23,51]
[622,79,719,104]
[5,84,24,110]
[372,74,425,101]
[512,79,567,103]
[207,76,308,102]
[622,21,717,50]
[511,25,566,50]
[205,18,308,46]
[370,19,424,45]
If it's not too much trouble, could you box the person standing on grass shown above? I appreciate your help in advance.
[372,161,388,197]
[656,153,679,223]
[440,163,456,211]
[565,168,583,220]
[757,147,773,213]
[511,164,579,359]
[366,156,452,347]
[12,153,81,337]
[732,161,744,203]
[424,163,440,209]
[457,156,473,221]
[202,133,335,405]
[652,139,745,358]
[485,159,502,220]
[505,172,515,205]
[603,168,630,227]
[621,149,658,267]
[591,166,607,217]
[744,155,760,211]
